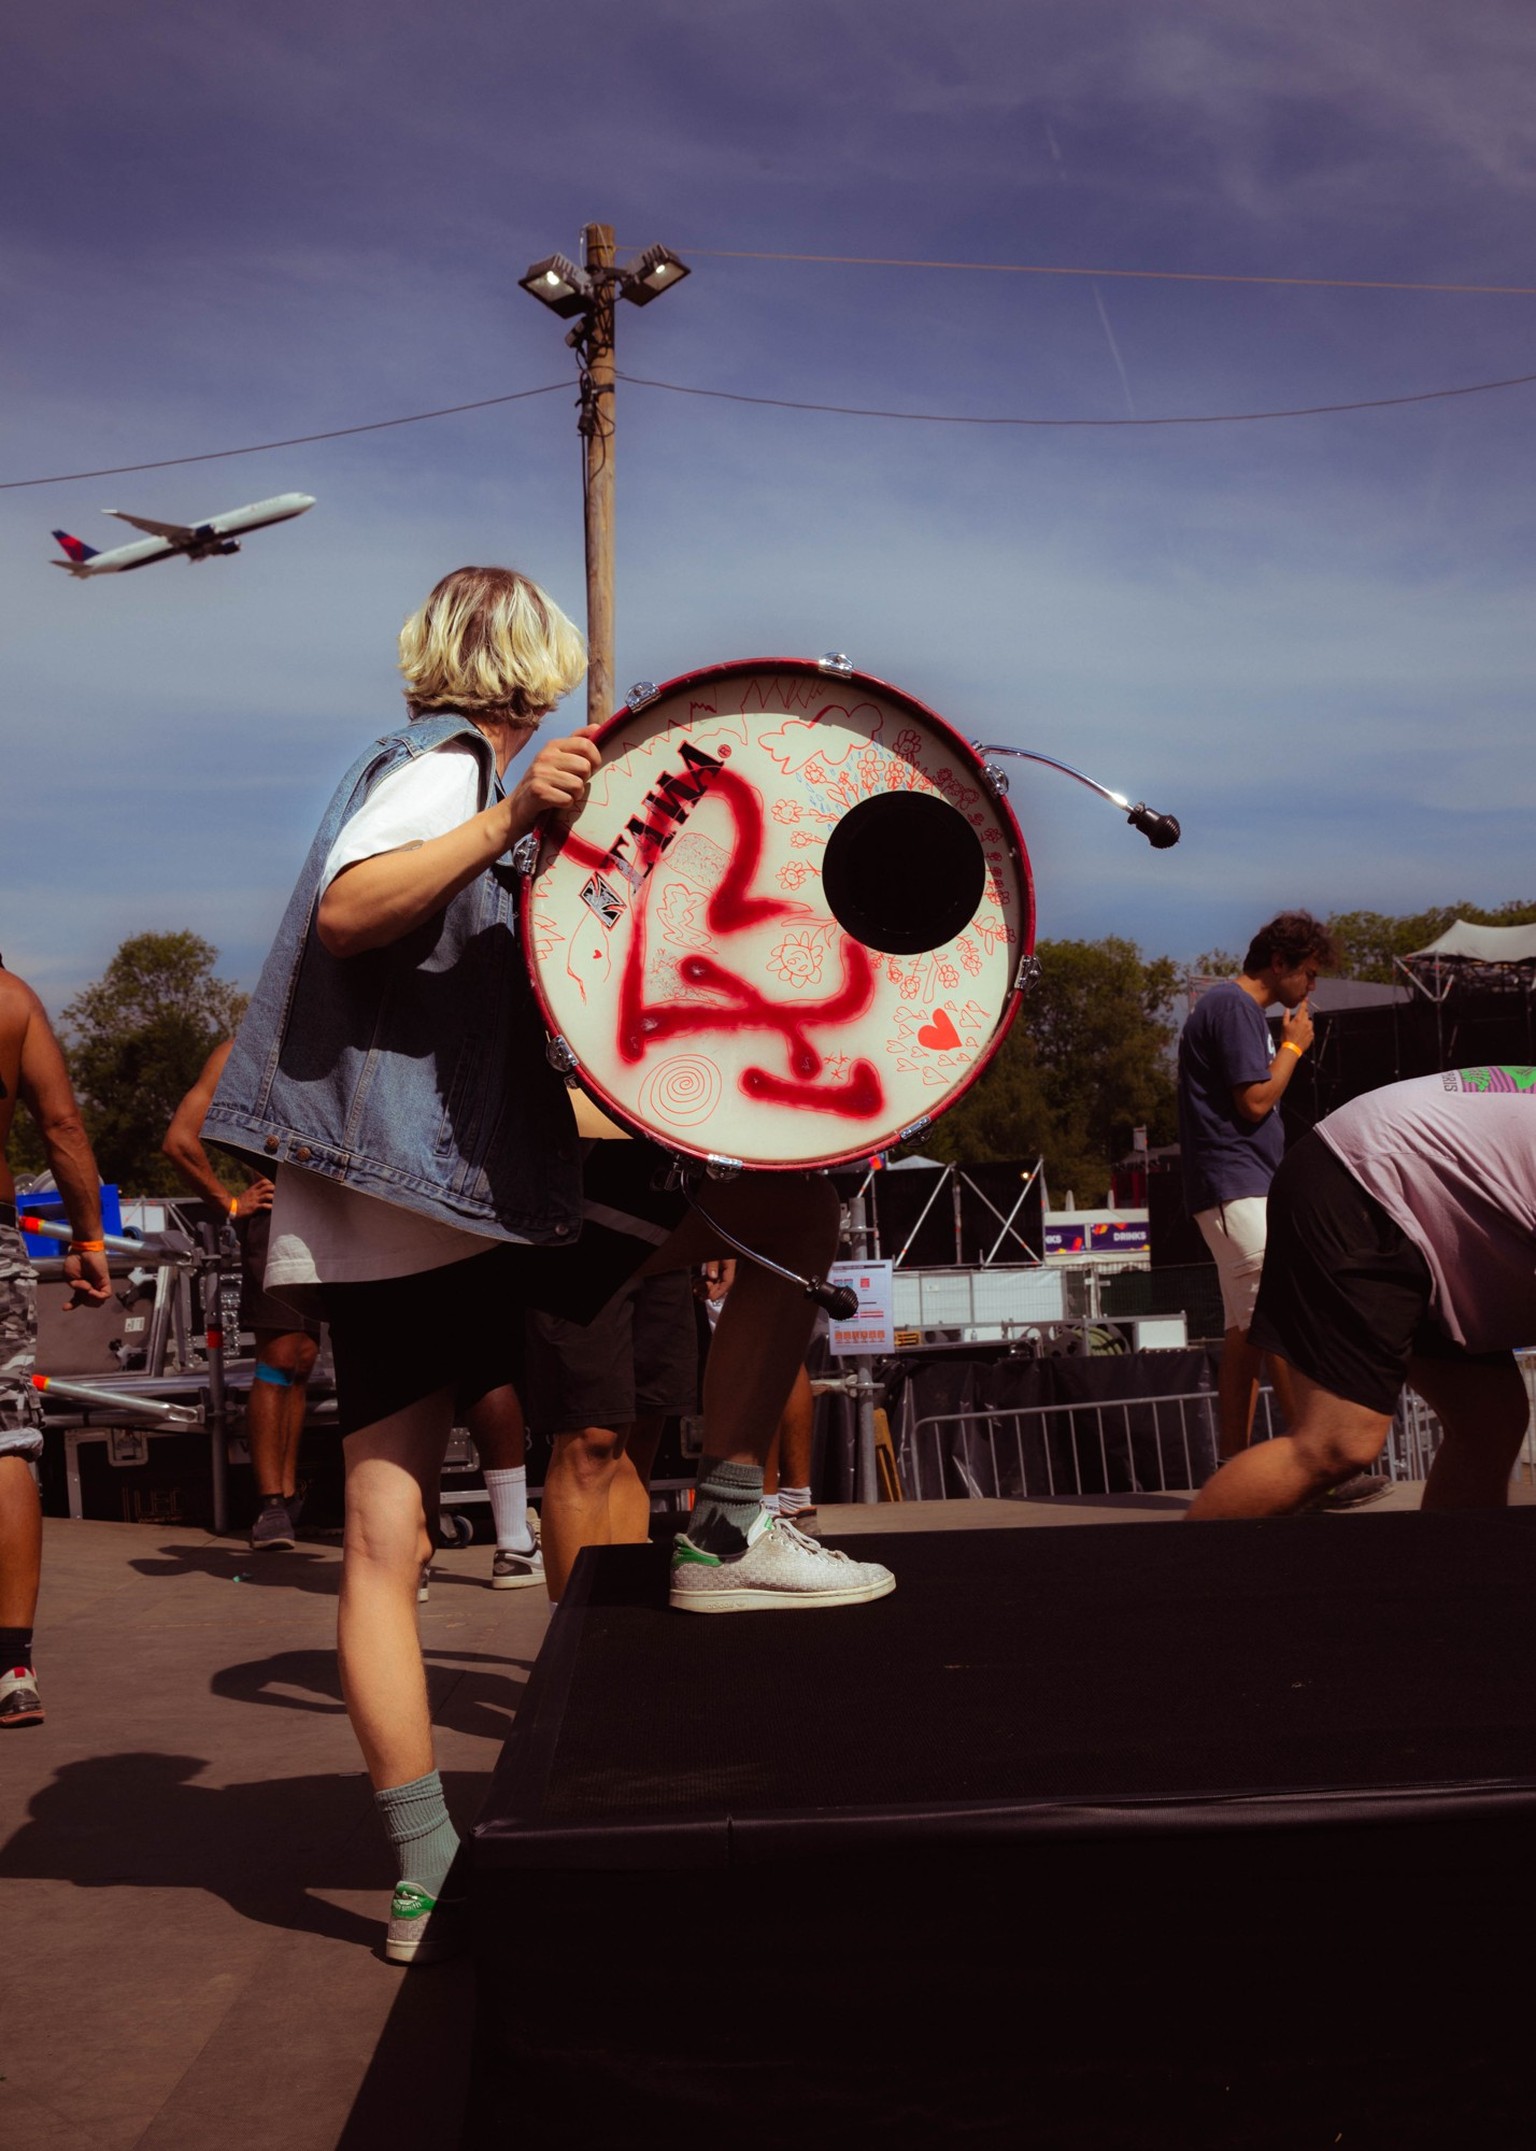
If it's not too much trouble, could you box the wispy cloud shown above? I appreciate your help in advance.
[4,0,1535,1009]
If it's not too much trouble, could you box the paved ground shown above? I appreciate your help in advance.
[0,1517,554,2151]
[0,1482,1448,2148]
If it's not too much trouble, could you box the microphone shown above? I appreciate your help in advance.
[973,746,1182,851]
[1126,804,1181,849]
[809,1279,861,1320]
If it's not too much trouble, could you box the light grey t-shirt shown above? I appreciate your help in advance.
[1318,1068,1536,1352]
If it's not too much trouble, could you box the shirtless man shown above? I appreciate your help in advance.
[0,960,112,1727]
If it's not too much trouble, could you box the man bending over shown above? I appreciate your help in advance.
[1187,1068,1536,1520]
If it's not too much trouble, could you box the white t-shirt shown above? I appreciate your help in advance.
[266,738,506,1289]
[1319,1068,1536,1352]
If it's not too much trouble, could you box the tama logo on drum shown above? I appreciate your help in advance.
[580,875,626,930]
[598,738,725,894]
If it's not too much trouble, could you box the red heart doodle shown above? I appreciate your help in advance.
[916,1007,961,1051]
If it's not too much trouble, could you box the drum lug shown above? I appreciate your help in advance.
[896,1116,932,1144]
[625,680,660,712]
[974,746,1012,796]
[546,1035,578,1075]
[1015,955,1042,996]
[817,651,854,678]
[704,1153,744,1179]
[510,833,540,876]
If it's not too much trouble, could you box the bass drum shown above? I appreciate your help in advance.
[520,658,1035,1171]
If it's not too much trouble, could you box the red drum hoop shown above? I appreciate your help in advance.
[519,658,1035,1171]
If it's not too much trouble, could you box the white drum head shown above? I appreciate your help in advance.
[522,660,1034,1170]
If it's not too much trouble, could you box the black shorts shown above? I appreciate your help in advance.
[238,1209,322,1340]
[555,1139,689,1322]
[315,1142,688,1437]
[1248,1130,1507,1417]
[318,1244,535,1437]
[525,1266,699,1437]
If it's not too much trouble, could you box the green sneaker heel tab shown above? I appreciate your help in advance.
[672,1538,723,1568]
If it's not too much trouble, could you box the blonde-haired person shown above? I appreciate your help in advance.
[399,564,588,721]
[207,565,597,1965]
[207,564,883,1968]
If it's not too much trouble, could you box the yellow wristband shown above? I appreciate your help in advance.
[70,1238,105,1254]
[1280,1040,1303,1059]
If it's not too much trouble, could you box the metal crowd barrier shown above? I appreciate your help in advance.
[900,1382,1466,1502]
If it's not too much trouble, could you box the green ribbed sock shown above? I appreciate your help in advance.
[375,1769,460,1899]
[689,1459,764,1556]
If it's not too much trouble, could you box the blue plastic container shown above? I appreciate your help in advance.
[20,1185,124,1260]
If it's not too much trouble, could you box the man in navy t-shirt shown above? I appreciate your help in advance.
[1178,912,1362,1473]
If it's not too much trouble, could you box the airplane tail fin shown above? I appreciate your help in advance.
[52,530,99,564]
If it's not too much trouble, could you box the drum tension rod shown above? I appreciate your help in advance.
[974,745,1181,849]
[684,1187,860,1320]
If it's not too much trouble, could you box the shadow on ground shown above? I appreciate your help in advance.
[211,1647,533,1745]
[128,1541,343,1595]
[128,1538,536,1601]
[0,1749,507,1956]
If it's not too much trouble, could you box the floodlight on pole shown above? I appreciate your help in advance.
[517,254,591,318]
[621,243,691,306]
[518,225,692,723]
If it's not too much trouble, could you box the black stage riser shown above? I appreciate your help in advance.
[466,1514,1536,2149]
[468,1822,1534,2148]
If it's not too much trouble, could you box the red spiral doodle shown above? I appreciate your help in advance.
[640,1055,724,1128]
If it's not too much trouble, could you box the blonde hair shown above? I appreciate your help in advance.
[398,566,587,723]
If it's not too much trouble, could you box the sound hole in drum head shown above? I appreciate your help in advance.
[821,792,987,955]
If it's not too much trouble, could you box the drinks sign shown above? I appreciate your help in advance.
[827,1260,896,1356]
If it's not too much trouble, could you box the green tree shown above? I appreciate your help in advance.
[1189,947,1241,979]
[924,936,1179,1204]
[5,1106,48,1183]
[61,932,248,1194]
[1326,900,1536,983]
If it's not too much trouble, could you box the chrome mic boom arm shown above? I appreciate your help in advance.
[973,744,1181,849]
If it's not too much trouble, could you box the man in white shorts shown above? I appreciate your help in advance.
[1178,913,1386,1504]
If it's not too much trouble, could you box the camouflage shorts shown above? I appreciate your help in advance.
[0,1224,44,1457]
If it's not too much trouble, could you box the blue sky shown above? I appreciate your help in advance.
[4,0,1535,1008]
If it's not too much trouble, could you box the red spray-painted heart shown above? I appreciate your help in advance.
[916,1008,961,1051]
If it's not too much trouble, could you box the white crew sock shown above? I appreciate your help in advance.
[484,1466,533,1551]
[777,1485,813,1514]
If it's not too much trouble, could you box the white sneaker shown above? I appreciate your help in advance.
[385,1881,466,1966]
[490,1541,544,1589]
[669,1508,895,1614]
[0,1665,44,1728]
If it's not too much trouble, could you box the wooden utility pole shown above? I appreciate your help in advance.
[580,222,617,725]
[521,223,687,719]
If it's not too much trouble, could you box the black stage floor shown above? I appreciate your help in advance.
[467,1513,1536,2147]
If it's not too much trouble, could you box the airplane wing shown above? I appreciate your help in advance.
[103,509,198,539]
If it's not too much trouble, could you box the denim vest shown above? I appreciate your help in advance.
[205,713,582,1245]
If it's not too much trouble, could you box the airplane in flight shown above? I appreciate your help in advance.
[50,492,315,578]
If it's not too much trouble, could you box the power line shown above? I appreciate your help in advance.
[0,381,570,491]
[660,245,1536,299]
[616,365,1536,428]
[10,357,1536,493]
